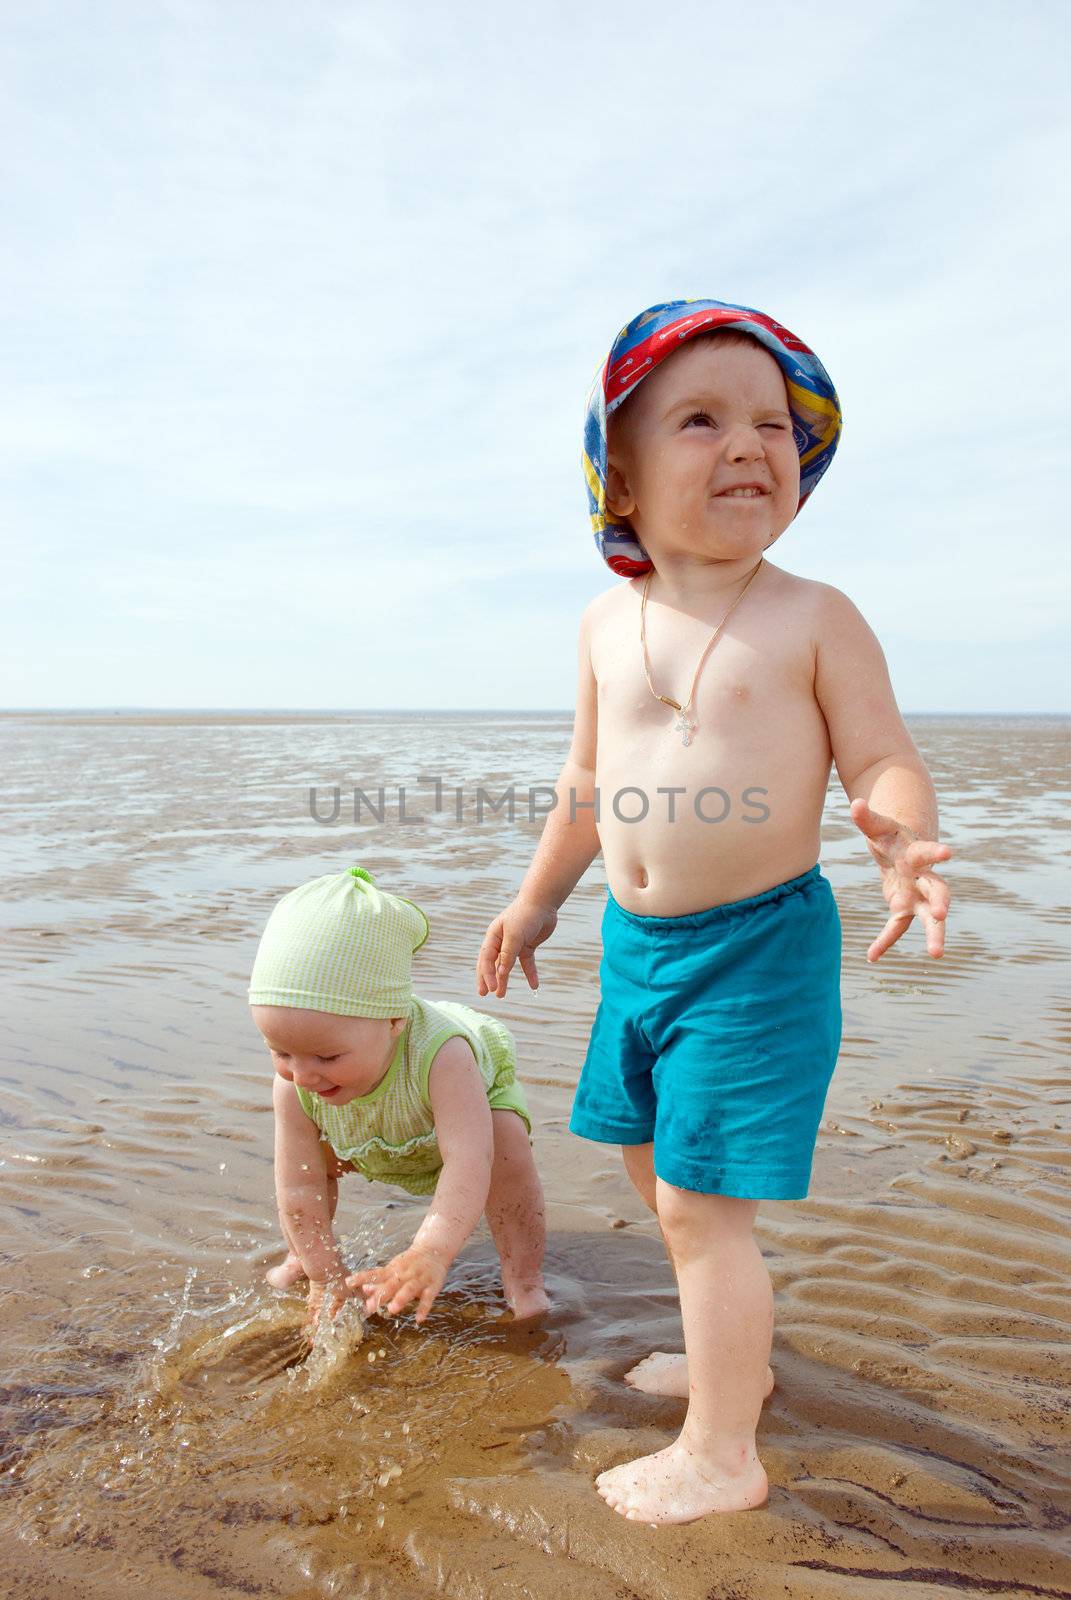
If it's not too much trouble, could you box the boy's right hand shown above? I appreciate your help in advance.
[476,897,558,998]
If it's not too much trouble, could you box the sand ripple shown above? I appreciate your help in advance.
[1,712,1069,1597]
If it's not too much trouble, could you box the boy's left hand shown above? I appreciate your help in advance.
[346,1245,450,1326]
[850,797,952,962]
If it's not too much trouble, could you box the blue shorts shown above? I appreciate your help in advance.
[568,864,842,1201]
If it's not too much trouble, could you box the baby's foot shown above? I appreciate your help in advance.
[504,1280,550,1321]
[596,1438,768,1525]
[624,1352,775,1400]
[265,1253,306,1290]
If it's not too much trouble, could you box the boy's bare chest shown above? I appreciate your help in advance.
[590,592,818,758]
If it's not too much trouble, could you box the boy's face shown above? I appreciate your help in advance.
[605,337,801,565]
[251,1005,407,1105]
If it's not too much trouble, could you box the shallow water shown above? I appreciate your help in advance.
[1,710,1069,1598]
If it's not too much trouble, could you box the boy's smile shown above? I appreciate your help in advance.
[250,1005,408,1105]
[605,337,801,566]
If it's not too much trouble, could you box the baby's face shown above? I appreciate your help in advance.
[606,337,801,564]
[251,1005,407,1105]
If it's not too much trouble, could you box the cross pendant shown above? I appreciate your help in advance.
[674,709,696,746]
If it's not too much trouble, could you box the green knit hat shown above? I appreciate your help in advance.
[247,865,430,1019]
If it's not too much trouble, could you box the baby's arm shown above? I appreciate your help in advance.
[476,602,601,997]
[349,1037,494,1324]
[271,1076,347,1293]
[814,585,951,958]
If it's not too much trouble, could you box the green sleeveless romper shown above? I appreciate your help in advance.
[294,995,531,1196]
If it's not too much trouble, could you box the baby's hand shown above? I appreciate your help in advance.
[347,1246,450,1326]
[304,1276,351,1335]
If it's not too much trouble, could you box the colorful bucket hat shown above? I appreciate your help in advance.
[583,298,843,577]
[248,865,429,1019]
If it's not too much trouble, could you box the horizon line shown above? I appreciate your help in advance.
[2,707,1069,719]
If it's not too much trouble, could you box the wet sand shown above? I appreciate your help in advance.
[1,711,1068,1598]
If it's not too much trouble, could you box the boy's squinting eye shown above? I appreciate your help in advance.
[681,411,787,432]
[316,1055,341,1064]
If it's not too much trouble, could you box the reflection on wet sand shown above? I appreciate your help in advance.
[1,711,1069,1598]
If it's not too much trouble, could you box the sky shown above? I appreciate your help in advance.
[2,0,1069,713]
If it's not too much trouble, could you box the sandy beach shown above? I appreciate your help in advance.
[0,710,1068,1599]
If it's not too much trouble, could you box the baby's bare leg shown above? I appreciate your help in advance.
[266,1142,344,1289]
[619,1142,773,1401]
[483,1110,549,1320]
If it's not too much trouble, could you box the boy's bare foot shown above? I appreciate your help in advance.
[624,1353,775,1401]
[266,1253,306,1290]
[596,1438,769,1525]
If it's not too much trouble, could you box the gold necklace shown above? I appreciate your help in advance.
[640,558,765,746]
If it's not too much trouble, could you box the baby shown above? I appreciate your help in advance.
[249,864,548,1329]
[477,298,952,1525]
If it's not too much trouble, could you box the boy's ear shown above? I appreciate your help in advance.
[605,457,636,519]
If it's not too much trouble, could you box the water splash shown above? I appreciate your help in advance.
[288,1298,367,1391]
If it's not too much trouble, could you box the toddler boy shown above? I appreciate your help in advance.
[476,298,951,1525]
